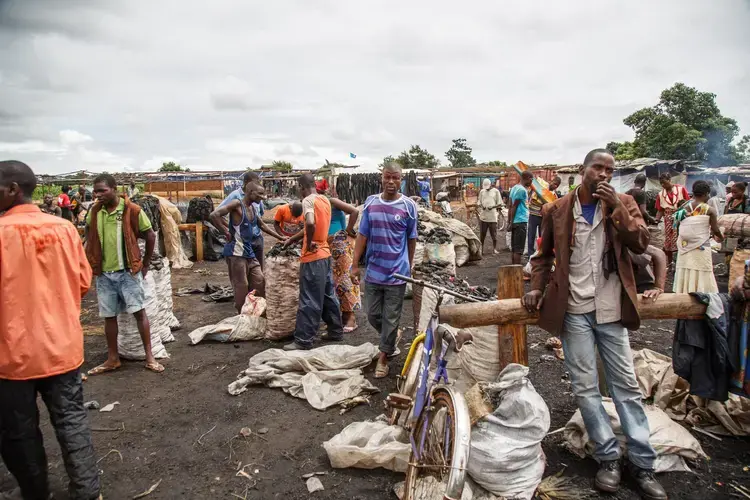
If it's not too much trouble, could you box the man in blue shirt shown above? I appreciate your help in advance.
[418,178,431,203]
[352,162,418,378]
[505,171,533,265]
[220,171,266,269]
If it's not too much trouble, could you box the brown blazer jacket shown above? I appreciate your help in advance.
[530,191,650,335]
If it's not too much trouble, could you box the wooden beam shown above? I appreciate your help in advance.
[497,265,527,369]
[439,292,707,329]
[194,222,204,262]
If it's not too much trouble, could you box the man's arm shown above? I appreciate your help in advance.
[304,211,317,253]
[209,200,240,239]
[73,228,93,296]
[273,221,284,236]
[708,207,724,242]
[258,216,286,241]
[140,228,156,275]
[529,204,556,293]
[351,233,367,278]
[407,238,416,268]
[506,199,520,231]
[610,195,650,254]
[330,198,359,236]
[54,206,62,217]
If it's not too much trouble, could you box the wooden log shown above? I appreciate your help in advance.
[497,266,527,368]
[194,222,204,262]
[439,292,707,329]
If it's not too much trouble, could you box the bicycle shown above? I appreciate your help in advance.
[386,274,477,500]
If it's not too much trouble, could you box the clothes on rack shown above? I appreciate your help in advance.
[335,173,382,205]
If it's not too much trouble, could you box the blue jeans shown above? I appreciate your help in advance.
[96,271,145,318]
[293,258,343,347]
[562,312,656,470]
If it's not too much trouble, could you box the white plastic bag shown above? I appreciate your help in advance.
[467,364,550,500]
[423,241,456,276]
[453,234,470,267]
[150,258,179,341]
[324,419,410,472]
[188,292,267,344]
[563,399,707,473]
[446,326,501,393]
[117,272,169,360]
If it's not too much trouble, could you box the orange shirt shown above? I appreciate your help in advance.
[273,204,304,237]
[300,194,331,263]
[0,204,92,380]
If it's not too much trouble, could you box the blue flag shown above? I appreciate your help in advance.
[349,152,357,159]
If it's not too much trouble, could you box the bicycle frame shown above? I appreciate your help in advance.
[407,302,449,454]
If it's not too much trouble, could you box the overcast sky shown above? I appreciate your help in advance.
[1,0,748,174]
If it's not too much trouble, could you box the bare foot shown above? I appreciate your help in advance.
[87,361,121,376]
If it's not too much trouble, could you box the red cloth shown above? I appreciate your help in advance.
[315,179,329,194]
[57,193,71,208]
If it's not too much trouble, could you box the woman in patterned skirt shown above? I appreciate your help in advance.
[655,172,689,267]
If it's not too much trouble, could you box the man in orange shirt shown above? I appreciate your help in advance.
[282,174,343,350]
[273,201,304,237]
[0,161,100,500]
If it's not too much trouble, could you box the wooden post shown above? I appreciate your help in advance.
[195,222,204,262]
[497,265,527,369]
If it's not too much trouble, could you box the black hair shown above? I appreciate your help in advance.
[299,173,316,189]
[290,201,303,217]
[692,180,711,197]
[383,161,402,173]
[243,171,260,185]
[521,171,533,180]
[659,172,671,182]
[0,160,37,198]
[635,173,647,186]
[93,173,117,189]
[552,176,562,184]
[734,182,747,191]
[61,184,71,193]
[583,148,613,166]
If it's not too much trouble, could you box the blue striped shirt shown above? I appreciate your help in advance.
[359,194,418,285]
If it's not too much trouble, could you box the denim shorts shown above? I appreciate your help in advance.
[96,271,146,318]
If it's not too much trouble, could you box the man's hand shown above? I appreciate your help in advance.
[141,263,150,278]
[593,182,621,209]
[642,288,663,302]
[522,290,543,312]
[730,276,747,301]
[307,242,319,253]
[346,228,357,239]
[282,238,293,248]
[350,265,360,285]
[224,231,231,241]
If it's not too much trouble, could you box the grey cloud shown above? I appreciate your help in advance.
[0,0,748,173]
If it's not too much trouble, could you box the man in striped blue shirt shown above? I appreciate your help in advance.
[352,162,418,378]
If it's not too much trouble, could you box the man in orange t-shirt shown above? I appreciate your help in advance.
[282,174,343,350]
[273,201,304,237]
[0,161,100,500]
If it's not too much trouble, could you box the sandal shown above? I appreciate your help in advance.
[374,360,389,379]
[343,324,358,333]
[87,363,121,376]
[145,362,165,373]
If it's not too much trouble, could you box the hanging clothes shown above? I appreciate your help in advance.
[673,293,736,402]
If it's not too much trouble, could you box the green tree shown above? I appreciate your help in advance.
[271,160,293,172]
[736,135,750,163]
[445,138,476,169]
[487,160,509,167]
[159,161,183,172]
[396,145,439,170]
[379,155,397,168]
[609,83,748,165]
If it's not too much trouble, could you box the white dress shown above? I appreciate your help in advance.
[673,214,718,293]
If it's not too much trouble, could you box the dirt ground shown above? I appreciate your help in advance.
[2,244,749,499]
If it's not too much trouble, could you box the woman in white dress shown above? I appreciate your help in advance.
[673,180,724,293]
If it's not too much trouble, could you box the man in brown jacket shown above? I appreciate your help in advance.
[84,174,164,376]
[522,149,666,499]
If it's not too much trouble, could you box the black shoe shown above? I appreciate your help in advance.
[320,332,344,342]
[595,459,622,493]
[629,464,668,500]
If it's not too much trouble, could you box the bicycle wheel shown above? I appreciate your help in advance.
[402,387,471,500]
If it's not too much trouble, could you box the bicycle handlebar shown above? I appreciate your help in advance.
[392,273,482,303]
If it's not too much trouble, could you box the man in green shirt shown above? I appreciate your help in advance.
[84,174,164,375]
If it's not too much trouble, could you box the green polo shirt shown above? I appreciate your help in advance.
[86,199,152,272]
